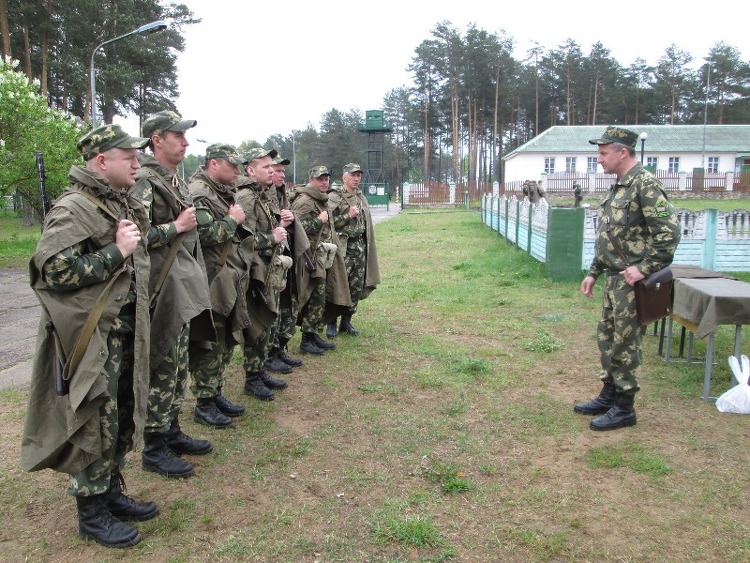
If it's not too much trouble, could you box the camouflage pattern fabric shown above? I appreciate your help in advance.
[76,123,149,161]
[145,324,190,433]
[343,237,366,312]
[190,314,233,398]
[69,328,135,496]
[300,278,326,332]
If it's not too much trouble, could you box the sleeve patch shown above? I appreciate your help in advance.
[654,201,669,217]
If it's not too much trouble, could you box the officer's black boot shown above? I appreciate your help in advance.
[339,313,359,336]
[590,392,637,431]
[326,320,338,339]
[300,332,325,355]
[263,348,294,373]
[142,432,194,478]
[244,371,275,400]
[312,332,336,350]
[260,369,288,389]
[277,337,303,367]
[103,473,159,522]
[574,381,617,415]
[77,494,142,548]
[164,417,213,455]
[214,387,246,417]
[194,397,233,428]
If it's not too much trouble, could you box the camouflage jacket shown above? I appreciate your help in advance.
[188,168,252,336]
[589,163,681,278]
[22,165,151,474]
[131,154,214,365]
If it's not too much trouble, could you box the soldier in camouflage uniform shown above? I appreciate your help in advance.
[21,124,157,548]
[235,147,291,400]
[188,144,250,428]
[265,154,305,370]
[131,111,215,479]
[326,163,380,338]
[290,166,351,354]
[576,126,681,431]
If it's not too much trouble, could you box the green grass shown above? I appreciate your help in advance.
[0,218,40,268]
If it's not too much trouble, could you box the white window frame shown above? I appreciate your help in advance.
[668,157,680,173]
[544,157,555,174]
[707,156,719,174]
[587,156,598,173]
[565,157,577,172]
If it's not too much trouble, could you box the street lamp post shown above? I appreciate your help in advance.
[89,20,168,128]
[639,131,648,165]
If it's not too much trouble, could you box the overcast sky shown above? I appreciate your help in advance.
[118,0,750,154]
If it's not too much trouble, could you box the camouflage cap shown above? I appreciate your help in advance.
[309,165,330,178]
[343,163,362,175]
[141,110,197,139]
[589,126,639,148]
[273,155,291,165]
[243,147,278,165]
[76,124,149,161]
[205,143,244,166]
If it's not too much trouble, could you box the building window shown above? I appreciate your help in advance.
[587,157,598,173]
[668,157,680,173]
[565,157,576,172]
[646,156,658,169]
[707,156,719,173]
[544,157,555,174]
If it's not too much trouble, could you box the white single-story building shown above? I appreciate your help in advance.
[503,125,750,183]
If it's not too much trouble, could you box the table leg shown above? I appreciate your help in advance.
[665,316,674,362]
[731,325,742,384]
[702,333,715,402]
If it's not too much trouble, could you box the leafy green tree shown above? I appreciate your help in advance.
[0,58,81,225]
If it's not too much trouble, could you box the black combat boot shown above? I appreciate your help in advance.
[590,392,637,431]
[76,494,142,548]
[263,348,294,374]
[278,337,302,367]
[339,313,359,336]
[260,370,288,389]
[326,320,338,339]
[214,387,246,417]
[574,381,617,415]
[311,332,336,350]
[164,417,213,455]
[103,473,159,522]
[244,371,275,400]
[142,432,194,478]
[194,397,233,428]
[300,332,325,355]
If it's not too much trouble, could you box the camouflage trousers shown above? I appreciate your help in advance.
[597,275,643,393]
[69,328,135,497]
[145,323,189,433]
[190,314,234,398]
[276,288,299,342]
[299,276,326,333]
[244,291,279,372]
[344,238,366,313]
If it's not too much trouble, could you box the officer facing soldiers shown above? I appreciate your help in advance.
[188,143,250,428]
[131,110,215,479]
[326,163,380,338]
[290,166,351,355]
[235,147,291,400]
[22,124,157,548]
[576,126,681,430]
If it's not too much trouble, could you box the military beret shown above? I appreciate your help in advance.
[76,124,149,161]
[309,165,330,178]
[142,110,197,139]
[205,143,244,166]
[589,126,639,148]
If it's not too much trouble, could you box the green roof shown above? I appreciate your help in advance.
[505,125,750,158]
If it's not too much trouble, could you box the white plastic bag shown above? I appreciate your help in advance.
[715,355,750,414]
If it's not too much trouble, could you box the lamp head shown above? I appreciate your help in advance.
[136,20,168,34]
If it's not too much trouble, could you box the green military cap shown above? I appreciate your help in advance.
[309,165,330,178]
[205,143,244,166]
[273,155,291,165]
[243,147,278,165]
[589,126,639,148]
[141,110,197,138]
[76,124,149,161]
[343,163,362,175]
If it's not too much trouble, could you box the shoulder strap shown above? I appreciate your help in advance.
[58,190,120,222]
[150,232,187,306]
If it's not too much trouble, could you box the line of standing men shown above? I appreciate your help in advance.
[20,113,380,548]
